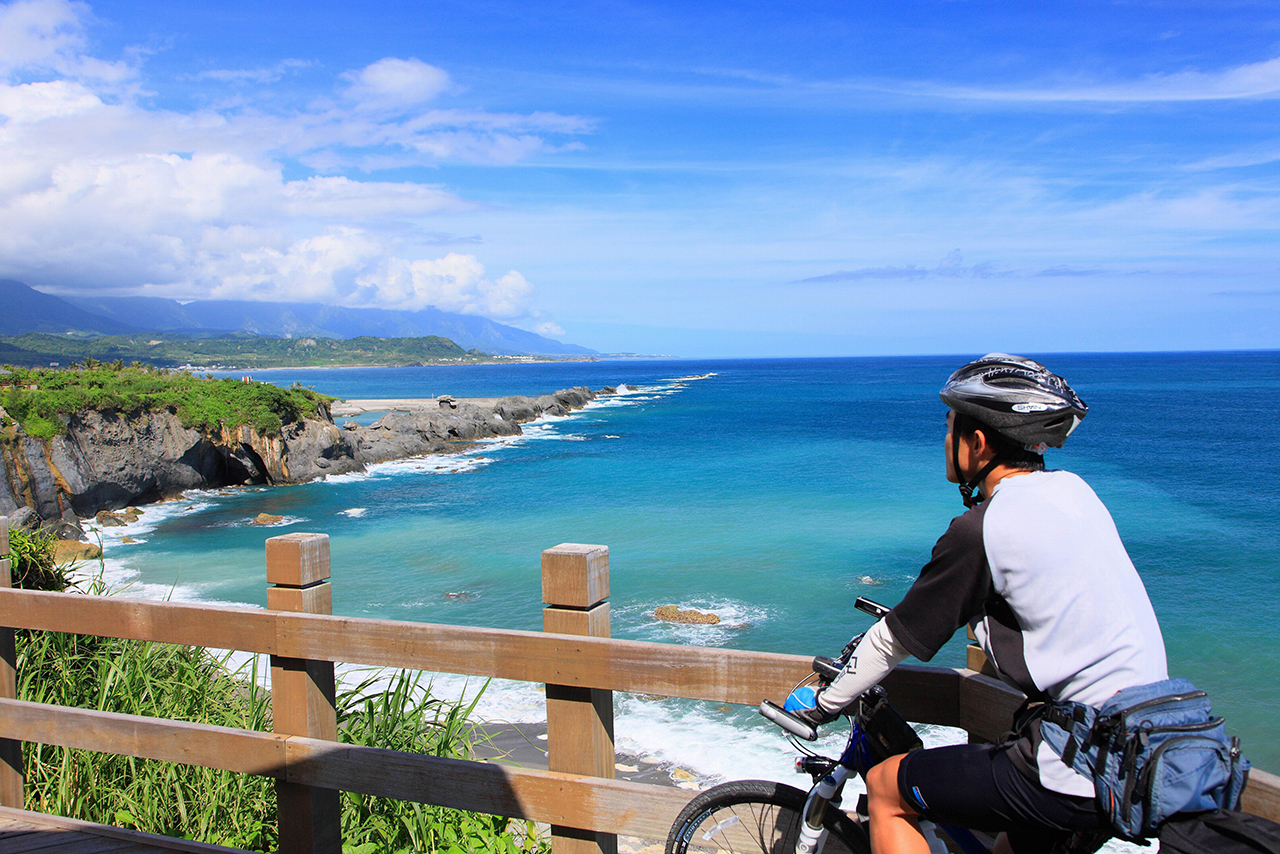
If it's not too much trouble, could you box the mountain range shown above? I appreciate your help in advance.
[0,280,593,356]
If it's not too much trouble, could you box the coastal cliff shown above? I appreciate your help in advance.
[0,386,601,539]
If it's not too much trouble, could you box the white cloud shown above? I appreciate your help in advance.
[0,77,98,121]
[0,0,133,83]
[0,1,581,334]
[0,0,85,72]
[343,57,451,111]
[368,253,535,316]
[534,320,565,339]
[281,176,463,218]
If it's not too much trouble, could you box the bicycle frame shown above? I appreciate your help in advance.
[789,701,990,854]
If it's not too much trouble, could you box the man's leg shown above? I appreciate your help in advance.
[866,754,929,854]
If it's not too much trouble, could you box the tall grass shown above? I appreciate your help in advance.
[12,548,550,852]
[6,525,70,591]
[336,671,546,854]
[17,572,279,849]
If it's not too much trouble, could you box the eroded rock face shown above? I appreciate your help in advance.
[0,385,608,527]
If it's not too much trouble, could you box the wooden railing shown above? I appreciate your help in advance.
[0,518,1276,854]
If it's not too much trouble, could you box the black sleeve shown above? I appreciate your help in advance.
[885,504,993,662]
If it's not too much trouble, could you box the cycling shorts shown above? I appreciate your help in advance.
[897,741,1106,854]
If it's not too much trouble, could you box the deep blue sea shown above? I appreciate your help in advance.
[92,353,1280,785]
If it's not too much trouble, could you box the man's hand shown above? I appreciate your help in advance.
[784,685,839,726]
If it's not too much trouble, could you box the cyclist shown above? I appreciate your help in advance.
[791,354,1169,854]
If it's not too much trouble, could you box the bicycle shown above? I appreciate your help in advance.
[663,596,1111,854]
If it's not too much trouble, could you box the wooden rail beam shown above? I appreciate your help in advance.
[1243,768,1280,824]
[0,697,288,775]
[0,697,690,839]
[955,669,1024,743]
[7,695,1280,830]
[0,586,1004,725]
[0,518,20,808]
[542,543,616,854]
[0,587,277,652]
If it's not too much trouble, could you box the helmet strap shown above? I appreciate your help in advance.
[955,429,1005,509]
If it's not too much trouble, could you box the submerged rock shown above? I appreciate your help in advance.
[253,513,284,525]
[653,605,721,625]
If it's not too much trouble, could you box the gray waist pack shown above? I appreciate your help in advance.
[1036,678,1250,841]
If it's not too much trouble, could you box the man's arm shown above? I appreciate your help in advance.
[817,619,910,714]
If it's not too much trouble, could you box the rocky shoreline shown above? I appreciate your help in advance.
[0,385,612,544]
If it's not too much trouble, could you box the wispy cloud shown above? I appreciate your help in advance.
[896,55,1280,104]
[793,250,1005,284]
[794,265,930,283]
[1036,265,1104,277]
[1184,147,1280,172]
[195,59,311,84]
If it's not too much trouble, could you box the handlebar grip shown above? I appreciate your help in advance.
[855,596,891,619]
[759,700,818,741]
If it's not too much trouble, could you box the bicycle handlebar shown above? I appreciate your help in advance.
[757,595,893,737]
[759,699,818,741]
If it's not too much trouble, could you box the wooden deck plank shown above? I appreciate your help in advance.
[0,830,108,852]
[0,809,251,853]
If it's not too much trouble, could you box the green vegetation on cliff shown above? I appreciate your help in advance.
[0,364,333,439]
[0,332,487,369]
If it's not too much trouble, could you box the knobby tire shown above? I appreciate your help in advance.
[665,779,870,854]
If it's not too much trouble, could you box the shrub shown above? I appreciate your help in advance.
[0,366,331,438]
[6,526,70,591]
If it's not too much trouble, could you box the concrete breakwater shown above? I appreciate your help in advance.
[0,385,608,542]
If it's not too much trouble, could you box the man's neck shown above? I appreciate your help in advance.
[977,463,1033,501]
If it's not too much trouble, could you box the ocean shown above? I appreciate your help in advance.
[90,353,1280,796]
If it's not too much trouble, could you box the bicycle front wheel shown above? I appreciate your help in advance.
[665,779,870,854]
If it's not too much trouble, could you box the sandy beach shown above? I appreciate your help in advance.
[331,397,505,417]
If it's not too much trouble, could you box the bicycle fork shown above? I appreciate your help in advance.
[796,764,851,854]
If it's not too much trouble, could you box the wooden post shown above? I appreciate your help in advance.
[268,533,341,854]
[0,518,21,807]
[542,543,617,854]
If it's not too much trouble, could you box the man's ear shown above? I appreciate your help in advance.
[970,428,992,459]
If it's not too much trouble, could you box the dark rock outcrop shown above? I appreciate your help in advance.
[0,385,611,529]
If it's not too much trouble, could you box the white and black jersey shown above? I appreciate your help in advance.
[885,470,1168,796]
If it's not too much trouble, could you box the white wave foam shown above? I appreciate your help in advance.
[340,507,368,518]
[68,555,261,610]
[216,515,307,529]
[615,599,773,647]
[82,495,217,543]
[323,469,374,483]
[358,451,498,478]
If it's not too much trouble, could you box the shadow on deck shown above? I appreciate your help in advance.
[0,806,251,852]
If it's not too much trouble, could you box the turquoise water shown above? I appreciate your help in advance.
[97,354,1280,779]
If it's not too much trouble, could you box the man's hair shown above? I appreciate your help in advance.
[952,412,1046,471]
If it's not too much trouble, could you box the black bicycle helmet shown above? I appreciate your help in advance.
[940,354,1088,506]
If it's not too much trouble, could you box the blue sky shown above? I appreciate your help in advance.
[0,0,1277,356]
